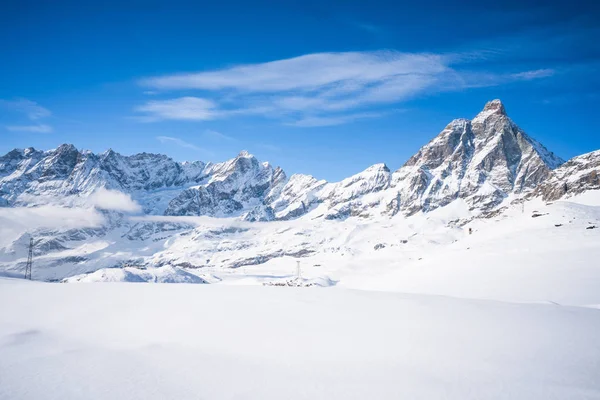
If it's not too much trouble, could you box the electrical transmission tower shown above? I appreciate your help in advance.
[24,237,33,280]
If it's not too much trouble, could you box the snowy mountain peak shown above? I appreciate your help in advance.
[23,147,37,156]
[237,150,253,158]
[389,100,566,215]
[471,99,510,127]
[482,99,506,115]
[0,100,589,227]
[364,163,390,173]
[54,143,78,154]
[1,101,598,283]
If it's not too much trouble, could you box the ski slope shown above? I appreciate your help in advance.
[1,280,600,400]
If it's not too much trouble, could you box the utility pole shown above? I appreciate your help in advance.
[24,237,33,280]
[296,260,301,280]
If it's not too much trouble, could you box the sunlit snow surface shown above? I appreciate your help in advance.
[1,193,600,305]
[1,193,600,399]
[1,281,600,400]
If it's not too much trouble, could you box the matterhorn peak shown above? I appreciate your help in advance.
[474,99,506,118]
[470,99,509,126]
[483,99,506,113]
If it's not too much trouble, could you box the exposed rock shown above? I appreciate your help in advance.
[534,150,600,201]
[389,99,564,215]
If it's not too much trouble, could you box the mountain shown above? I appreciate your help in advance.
[258,99,566,219]
[386,99,564,215]
[0,146,284,217]
[0,100,598,281]
[163,151,286,220]
[0,100,569,221]
[534,150,600,201]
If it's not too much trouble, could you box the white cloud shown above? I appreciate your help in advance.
[0,206,106,247]
[1,98,54,133]
[0,98,51,120]
[87,188,141,213]
[510,69,555,80]
[6,124,53,133]
[287,112,386,127]
[203,129,236,142]
[136,51,556,127]
[157,135,199,150]
[140,52,448,92]
[136,97,218,121]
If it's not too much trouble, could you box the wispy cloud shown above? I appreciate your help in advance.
[138,97,218,121]
[6,124,53,133]
[156,135,204,150]
[0,98,51,120]
[353,22,383,34]
[510,69,556,80]
[204,129,237,142]
[287,112,386,127]
[141,52,448,92]
[2,98,54,133]
[136,50,556,126]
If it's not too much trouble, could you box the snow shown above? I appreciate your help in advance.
[569,190,600,206]
[355,200,600,306]
[1,280,600,400]
[63,265,208,283]
[1,113,599,397]
[1,193,599,308]
[0,99,570,224]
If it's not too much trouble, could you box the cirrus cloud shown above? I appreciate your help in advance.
[135,50,555,127]
[6,124,53,133]
[2,98,54,132]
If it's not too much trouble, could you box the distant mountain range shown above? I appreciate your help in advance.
[1,100,598,280]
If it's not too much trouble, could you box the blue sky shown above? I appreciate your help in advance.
[1,0,599,181]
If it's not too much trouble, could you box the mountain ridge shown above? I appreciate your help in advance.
[1,99,598,280]
[0,100,591,223]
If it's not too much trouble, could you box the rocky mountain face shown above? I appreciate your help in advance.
[0,144,206,209]
[1,99,598,280]
[163,151,286,219]
[256,99,568,220]
[534,150,600,201]
[386,100,564,215]
[0,145,285,218]
[0,100,594,224]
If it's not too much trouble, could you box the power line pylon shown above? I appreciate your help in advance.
[24,237,33,280]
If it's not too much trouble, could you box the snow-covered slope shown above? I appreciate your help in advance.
[1,100,599,400]
[63,265,209,283]
[0,100,597,285]
[2,280,600,400]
